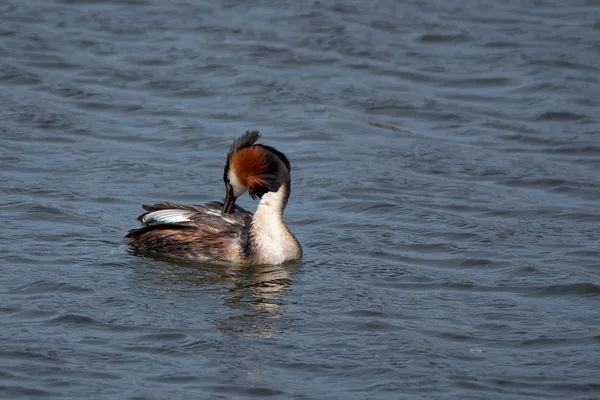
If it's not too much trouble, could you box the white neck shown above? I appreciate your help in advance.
[249,184,302,264]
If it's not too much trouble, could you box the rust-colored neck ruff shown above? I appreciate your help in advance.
[229,147,268,194]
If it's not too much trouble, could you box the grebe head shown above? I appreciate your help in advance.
[222,130,291,214]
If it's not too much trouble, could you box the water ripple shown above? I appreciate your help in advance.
[9,280,92,295]
[0,0,599,399]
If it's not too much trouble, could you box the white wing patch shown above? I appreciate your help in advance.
[142,209,195,225]
[204,209,236,224]
[221,215,235,224]
[204,209,221,217]
[141,207,238,226]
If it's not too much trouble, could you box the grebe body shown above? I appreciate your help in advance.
[125,131,301,265]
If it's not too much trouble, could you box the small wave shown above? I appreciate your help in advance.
[534,111,589,122]
[441,76,510,88]
[417,32,472,44]
[10,280,91,295]
[480,40,522,49]
[544,145,600,156]
[525,57,596,71]
[528,283,600,299]
[49,314,97,325]
[0,63,42,85]
[518,335,600,348]
[0,386,55,398]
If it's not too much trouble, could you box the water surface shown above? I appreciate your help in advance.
[1,0,600,399]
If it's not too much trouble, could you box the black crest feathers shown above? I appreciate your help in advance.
[228,130,261,159]
[225,130,261,180]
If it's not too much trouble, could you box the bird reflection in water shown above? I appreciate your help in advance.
[135,250,298,338]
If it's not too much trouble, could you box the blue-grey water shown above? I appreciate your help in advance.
[1,0,600,399]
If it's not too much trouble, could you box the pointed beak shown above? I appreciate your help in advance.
[223,187,235,214]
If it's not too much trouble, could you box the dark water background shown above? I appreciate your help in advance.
[1,0,600,399]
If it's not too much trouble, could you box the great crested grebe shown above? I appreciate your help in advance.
[125,130,302,265]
